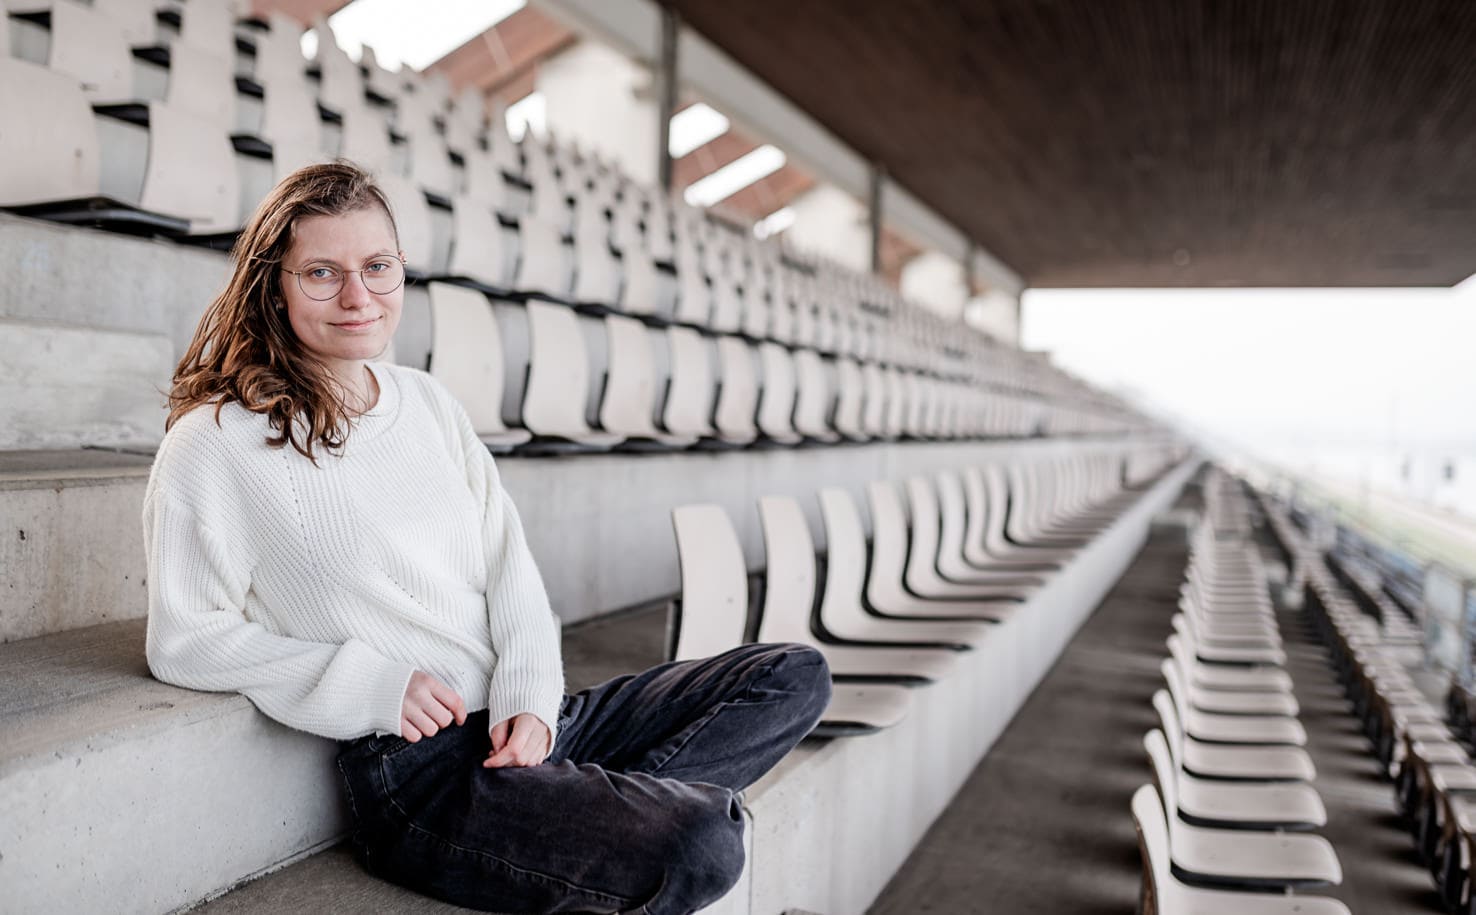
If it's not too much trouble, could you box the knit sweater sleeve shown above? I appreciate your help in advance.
[445,392,565,743]
[143,487,418,741]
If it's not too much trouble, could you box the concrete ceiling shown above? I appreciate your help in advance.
[656,0,1476,288]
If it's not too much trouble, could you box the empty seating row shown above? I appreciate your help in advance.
[1263,495,1476,915]
[1,1,1147,446]
[668,450,1172,739]
[426,286,1136,454]
[1130,471,1349,914]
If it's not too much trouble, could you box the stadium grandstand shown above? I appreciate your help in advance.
[1,0,1473,913]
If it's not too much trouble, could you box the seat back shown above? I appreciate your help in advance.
[1129,783,1174,913]
[864,479,911,608]
[599,314,661,438]
[904,476,944,593]
[1152,689,1188,773]
[711,336,758,441]
[138,102,241,233]
[48,1,134,104]
[817,487,872,634]
[663,326,716,437]
[859,362,887,437]
[755,342,799,441]
[757,496,818,644]
[791,349,834,439]
[1143,728,1181,818]
[427,283,512,436]
[447,196,511,288]
[0,59,101,206]
[671,504,748,661]
[522,301,597,437]
[832,357,865,440]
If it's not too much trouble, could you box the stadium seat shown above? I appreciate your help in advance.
[1131,786,1348,912]
[669,503,912,736]
[918,473,1048,587]
[599,314,695,448]
[1153,690,1315,782]
[710,336,760,446]
[865,480,1021,618]
[517,300,622,450]
[1146,728,1326,830]
[756,495,959,683]
[815,487,990,649]
[426,282,531,451]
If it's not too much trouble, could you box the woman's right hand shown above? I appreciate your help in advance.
[401,670,468,742]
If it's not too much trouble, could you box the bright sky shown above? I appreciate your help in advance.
[315,0,526,70]
[1022,287,1476,460]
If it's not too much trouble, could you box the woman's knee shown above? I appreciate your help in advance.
[767,643,832,717]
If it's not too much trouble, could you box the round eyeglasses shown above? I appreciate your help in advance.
[283,255,406,301]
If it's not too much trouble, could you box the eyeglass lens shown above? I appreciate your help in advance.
[297,258,405,300]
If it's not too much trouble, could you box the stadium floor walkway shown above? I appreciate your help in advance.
[869,522,1442,915]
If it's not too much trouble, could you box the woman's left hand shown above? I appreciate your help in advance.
[484,713,552,768]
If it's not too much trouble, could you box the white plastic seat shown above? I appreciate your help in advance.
[909,475,1044,592]
[1167,635,1293,694]
[1132,785,1346,909]
[599,314,694,448]
[571,193,621,308]
[755,342,802,445]
[865,480,1018,621]
[15,0,133,104]
[446,196,513,290]
[670,504,911,736]
[791,349,839,442]
[175,0,236,58]
[426,283,530,451]
[934,470,1051,585]
[817,488,991,650]
[831,357,867,441]
[973,465,1077,564]
[710,336,759,445]
[859,362,888,438]
[1174,615,1287,667]
[376,174,433,272]
[757,495,959,683]
[513,213,573,300]
[1154,690,1315,782]
[127,102,240,234]
[1148,728,1326,830]
[659,326,716,440]
[0,58,100,206]
[1164,656,1298,717]
[519,301,622,449]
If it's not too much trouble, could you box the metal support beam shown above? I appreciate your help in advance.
[868,164,885,274]
[655,6,679,194]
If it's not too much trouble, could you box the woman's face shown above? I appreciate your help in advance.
[279,206,404,380]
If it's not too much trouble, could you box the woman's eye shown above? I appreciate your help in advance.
[365,261,390,274]
[308,267,337,281]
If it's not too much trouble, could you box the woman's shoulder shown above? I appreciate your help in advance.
[150,400,277,496]
[377,363,468,428]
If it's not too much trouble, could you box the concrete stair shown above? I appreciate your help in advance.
[2,450,153,642]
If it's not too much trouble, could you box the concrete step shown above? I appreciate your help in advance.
[1,450,154,643]
[0,618,349,915]
[0,318,173,450]
[185,845,480,914]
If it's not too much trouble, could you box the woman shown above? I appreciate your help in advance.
[143,161,830,914]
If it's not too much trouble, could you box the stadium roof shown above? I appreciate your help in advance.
[657,0,1476,288]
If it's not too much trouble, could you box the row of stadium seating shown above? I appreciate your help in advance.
[1263,496,1476,914]
[1,0,1148,455]
[1130,472,1349,914]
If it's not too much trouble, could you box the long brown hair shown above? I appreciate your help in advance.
[167,160,399,464]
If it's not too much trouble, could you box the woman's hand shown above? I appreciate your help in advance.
[400,670,467,742]
[484,713,551,768]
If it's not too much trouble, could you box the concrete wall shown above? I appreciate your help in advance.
[900,250,969,320]
[784,184,871,274]
[537,40,660,187]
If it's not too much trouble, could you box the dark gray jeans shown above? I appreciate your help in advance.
[335,642,831,914]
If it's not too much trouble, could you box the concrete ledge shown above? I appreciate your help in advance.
[1,437,1167,647]
[730,456,1199,913]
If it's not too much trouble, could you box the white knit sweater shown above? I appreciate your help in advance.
[142,362,565,743]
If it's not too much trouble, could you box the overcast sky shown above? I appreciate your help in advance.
[1022,287,1476,461]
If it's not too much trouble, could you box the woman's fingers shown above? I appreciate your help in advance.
[428,679,467,726]
[408,708,441,739]
[401,719,424,743]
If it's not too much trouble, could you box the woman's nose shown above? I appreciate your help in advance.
[339,271,373,306]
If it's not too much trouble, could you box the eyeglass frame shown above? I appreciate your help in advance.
[280,253,408,301]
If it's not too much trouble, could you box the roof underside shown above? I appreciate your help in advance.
[658,0,1476,288]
